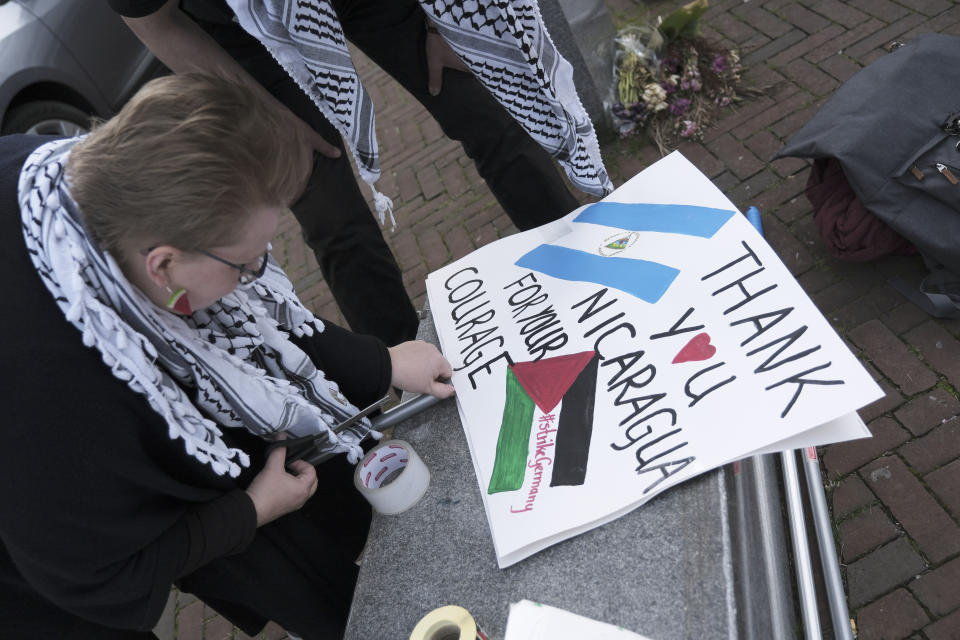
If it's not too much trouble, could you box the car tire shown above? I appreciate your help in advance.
[1,100,92,136]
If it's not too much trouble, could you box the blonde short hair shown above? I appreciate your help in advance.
[67,73,311,257]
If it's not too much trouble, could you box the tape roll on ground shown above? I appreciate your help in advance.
[354,439,430,514]
[410,605,489,640]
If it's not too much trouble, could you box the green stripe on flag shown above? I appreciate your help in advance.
[487,368,535,494]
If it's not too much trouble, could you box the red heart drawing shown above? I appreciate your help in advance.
[672,332,716,364]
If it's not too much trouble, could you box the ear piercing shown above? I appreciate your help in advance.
[165,287,193,315]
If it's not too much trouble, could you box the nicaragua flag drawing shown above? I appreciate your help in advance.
[514,202,737,303]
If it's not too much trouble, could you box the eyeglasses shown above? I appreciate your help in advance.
[198,248,270,284]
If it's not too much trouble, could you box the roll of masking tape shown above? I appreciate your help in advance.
[354,439,430,515]
[410,605,489,640]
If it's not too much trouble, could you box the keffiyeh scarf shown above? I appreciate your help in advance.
[19,138,378,477]
[226,0,613,225]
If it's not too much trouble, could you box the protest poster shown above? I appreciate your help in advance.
[425,152,883,567]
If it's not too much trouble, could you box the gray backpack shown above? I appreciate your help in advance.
[778,33,960,317]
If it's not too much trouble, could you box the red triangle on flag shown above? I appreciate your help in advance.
[510,351,596,413]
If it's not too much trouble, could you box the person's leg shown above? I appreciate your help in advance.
[210,25,419,346]
[337,0,580,231]
[289,138,419,346]
[177,457,371,640]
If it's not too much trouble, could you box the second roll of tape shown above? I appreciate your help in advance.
[353,439,429,514]
[410,605,489,640]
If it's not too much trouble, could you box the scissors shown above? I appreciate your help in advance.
[266,394,392,468]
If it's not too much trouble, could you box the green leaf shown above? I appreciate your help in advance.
[658,0,710,42]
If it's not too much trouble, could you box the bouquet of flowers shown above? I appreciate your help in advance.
[611,0,747,153]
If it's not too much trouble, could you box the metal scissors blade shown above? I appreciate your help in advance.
[332,394,392,433]
[267,394,392,464]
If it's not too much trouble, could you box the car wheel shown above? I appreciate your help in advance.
[1,100,92,136]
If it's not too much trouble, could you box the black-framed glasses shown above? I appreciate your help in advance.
[198,248,270,284]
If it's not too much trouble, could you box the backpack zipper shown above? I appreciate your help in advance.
[936,162,959,185]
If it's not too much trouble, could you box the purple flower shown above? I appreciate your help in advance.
[680,120,698,138]
[669,98,690,116]
[712,54,728,74]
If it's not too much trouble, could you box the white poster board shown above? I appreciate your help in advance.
[425,152,882,567]
[505,600,654,640]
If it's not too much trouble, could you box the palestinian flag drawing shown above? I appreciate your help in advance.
[487,351,600,494]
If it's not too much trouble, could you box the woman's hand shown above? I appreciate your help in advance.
[291,111,341,159]
[245,442,318,527]
[425,29,469,96]
[388,340,456,398]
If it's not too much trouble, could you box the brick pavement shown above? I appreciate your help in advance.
[162,0,960,638]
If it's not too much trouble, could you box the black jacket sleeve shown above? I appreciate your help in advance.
[290,319,393,409]
[177,490,258,578]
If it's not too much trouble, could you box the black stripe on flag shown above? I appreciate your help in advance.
[550,353,599,487]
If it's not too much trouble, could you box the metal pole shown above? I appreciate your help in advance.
[802,448,854,640]
[304,394,447,465]
[729,454,801,639]
[746,206,825,639]
[749,455,800,639]
[371,393,444,430]
[781,450,822,640]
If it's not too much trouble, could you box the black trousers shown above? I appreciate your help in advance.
[205,0,579,346]
[177,455,372,640]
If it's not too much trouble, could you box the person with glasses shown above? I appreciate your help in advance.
[0,73,454,639]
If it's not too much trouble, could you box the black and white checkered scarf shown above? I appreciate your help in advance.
[226,0,613,225]
[19,138,378,477]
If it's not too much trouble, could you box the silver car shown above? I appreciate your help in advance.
[0,0,163,136]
